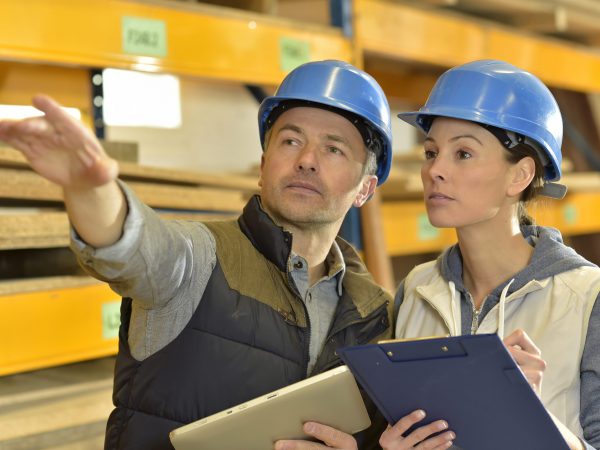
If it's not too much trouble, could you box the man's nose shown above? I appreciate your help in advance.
[296,145,318,172]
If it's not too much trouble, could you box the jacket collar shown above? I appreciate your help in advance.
[237,195,293,272]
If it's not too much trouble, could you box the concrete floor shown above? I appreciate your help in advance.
[0,357,115,450]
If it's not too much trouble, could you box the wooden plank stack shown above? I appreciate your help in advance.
[0,143,259,448]
[0,146,259,251]
[0,143,259,375]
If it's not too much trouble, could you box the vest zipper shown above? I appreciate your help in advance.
[315,301,389,374]
[327,300,388,338]
[285,270,311,376]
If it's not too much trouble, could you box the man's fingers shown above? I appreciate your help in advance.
[32,94,68,123]
[303,422,356,449]
[273,422,357,450]
[32,94,97,145]
[0,117,52,146]
[274,439,323,450]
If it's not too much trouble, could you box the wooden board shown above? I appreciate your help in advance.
[0,211,70,250]
[0,358,114,449]
[0,146,259,191]
[0,167,249,211]
[0,210,236,251]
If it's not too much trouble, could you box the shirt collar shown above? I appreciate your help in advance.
[289,240,346,295]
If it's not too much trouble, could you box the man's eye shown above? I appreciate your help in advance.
[328,146,343,155]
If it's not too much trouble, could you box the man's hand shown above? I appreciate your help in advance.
[379,410,454,450]
[0,94,126,247]
[0,94,118,189]
[274,422,357,450]
[503,329,546,397]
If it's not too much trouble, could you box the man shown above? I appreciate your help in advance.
[0,60,394,449]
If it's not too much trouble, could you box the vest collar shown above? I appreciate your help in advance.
[237,195,293,272]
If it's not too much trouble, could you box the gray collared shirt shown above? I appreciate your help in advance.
[289,245,345,374]
[72,182,346,374]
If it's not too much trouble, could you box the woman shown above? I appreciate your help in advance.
[380,60,600,450]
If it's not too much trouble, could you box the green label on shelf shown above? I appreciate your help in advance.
[417,213,440,240]
[563,203,578,225]
[102,301,122,340]
[122,16,167,57]
[280,37,311,72]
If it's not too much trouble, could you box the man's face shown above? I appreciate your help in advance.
[259,106,377,231]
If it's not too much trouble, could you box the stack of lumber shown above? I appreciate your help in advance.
[0,356,114,449]
[0,144,259,447]
[0,144,259,375]
[0,146,259,251]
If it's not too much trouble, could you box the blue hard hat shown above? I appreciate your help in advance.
[398,60,563,182]
[258,60,393,185]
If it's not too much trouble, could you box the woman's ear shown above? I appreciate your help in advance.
[507,156,535,197]
[353,175,378,207]
[258,154,265,188]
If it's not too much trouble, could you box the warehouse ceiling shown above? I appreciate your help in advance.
[401,0,600,46]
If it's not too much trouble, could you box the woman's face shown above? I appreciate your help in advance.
[421,117,517,229]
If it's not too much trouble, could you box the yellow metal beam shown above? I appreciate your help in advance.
[0,0,351,85]
[381,200,457,256]
[366,67,439,107]
[354,0,600,93]
[0,61,93,128]
[382,191,600,257]
[0,279,120,376]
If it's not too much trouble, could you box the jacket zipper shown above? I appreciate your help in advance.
[285,270,311,376]
[468,292,487,334]
[327,300,389,338]
[316,301,389,373]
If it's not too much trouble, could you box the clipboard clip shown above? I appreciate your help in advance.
[377,335,467,362]
[377,335,449,344]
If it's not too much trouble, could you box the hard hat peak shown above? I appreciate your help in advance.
[398,59,563,182]
[259,60,393,185]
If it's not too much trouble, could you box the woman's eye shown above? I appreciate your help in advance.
[424,149,437,160]
[457,150,472,159]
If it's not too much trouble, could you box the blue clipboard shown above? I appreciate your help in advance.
[338,334,569,450]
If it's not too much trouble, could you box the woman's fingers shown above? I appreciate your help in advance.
[379,410,454,450]
[504,329,546,395]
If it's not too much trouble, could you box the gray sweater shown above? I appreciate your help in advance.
[71,183,345,374]
[395,225,600,449]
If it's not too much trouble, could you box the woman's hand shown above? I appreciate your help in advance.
[503,329,546,397]
[379,410,455,450]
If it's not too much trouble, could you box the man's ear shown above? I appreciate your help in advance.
[507,156,535,197]
[353,175,378,207]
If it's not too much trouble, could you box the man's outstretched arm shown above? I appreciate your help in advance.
[0,94,126,247]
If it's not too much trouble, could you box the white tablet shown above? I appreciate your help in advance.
[169,365,371,450]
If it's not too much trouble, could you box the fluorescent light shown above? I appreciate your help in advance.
[0,105,81,120]
[102,68,181,128]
